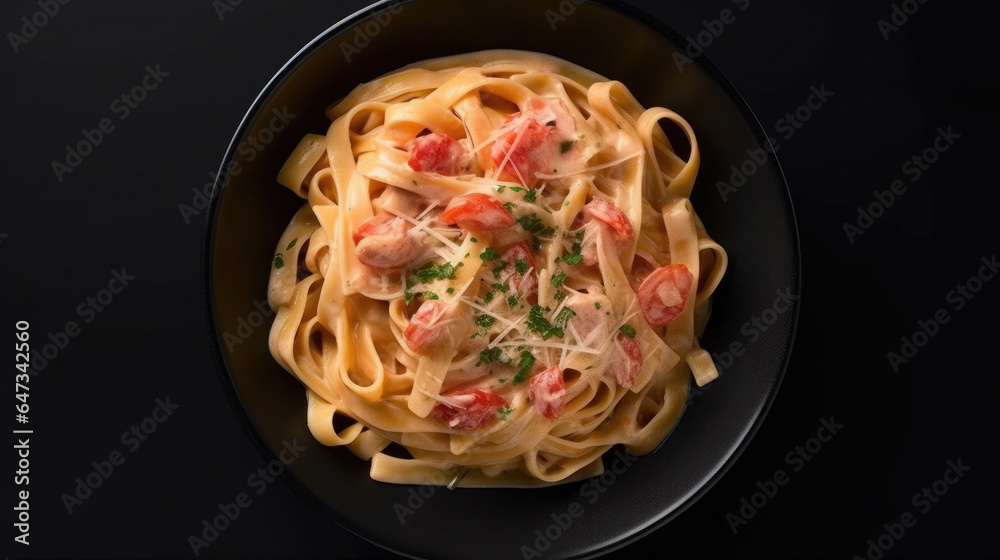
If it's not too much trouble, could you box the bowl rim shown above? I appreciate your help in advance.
[201,0,801,558]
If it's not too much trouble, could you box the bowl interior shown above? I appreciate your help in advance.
[205,1,798,558]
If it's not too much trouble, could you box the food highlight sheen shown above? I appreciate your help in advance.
[266,50,728,486]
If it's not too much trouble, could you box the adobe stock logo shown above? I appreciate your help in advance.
[7,0,71,54]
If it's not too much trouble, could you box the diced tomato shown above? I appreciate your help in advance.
[637,264,693,327]
[439,193,515,232]
[574,198,635,267]
[613,335,643,388]
[490,98,575,187]
[404,300,448,352]
[353,213,394,245]
[501,242,538,303]
[529,366,566,419]
[407,133,472,176]
[353,213,419,271]
[432,388,508,430]
[565,293,613,346]
[581,198,634,244]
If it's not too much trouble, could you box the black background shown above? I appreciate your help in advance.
[2,0,996,558]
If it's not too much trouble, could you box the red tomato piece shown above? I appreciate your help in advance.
[614,334,643,388]
[404,300,448,352]
[491,118,551,186]
[637,264,693,327]
[432,388,508,430]
[490,98,575,187]
[501,242,538,303]
[407,133,471,176]
[581,198,634,244]
[353,213,418,271]
[439,193,515,232]
[353,213,394,245]
[529,366,566,419]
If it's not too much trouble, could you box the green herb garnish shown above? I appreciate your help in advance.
[551,271,567,289]
[492,260,508,278]
[517,214,556,237]
[477,347,504,367]
[619,325,637,339]
[286,238,298,251]
[515,259,528,275]
[513,350,536,383]
[415,261,462,283]
[480,247,501,261]
[560,140,574,154]
[553,307,576,331]
[498,406,515,421]
[472,314,496,338]
[404,275,417,305]
[557,242,584,266]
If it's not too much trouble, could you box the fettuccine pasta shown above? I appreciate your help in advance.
[267,50,728,486]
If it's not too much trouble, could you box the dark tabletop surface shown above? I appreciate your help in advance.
[2,0,995,558]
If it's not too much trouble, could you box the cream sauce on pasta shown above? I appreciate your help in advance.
[267,50,728,487]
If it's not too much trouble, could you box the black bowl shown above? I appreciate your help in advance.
[203,1,799,558]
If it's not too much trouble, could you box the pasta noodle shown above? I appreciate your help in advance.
[266,50,728,487]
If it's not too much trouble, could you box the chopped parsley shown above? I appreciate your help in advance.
[495,185,506,194]
[492,260,508,278]
[557,242,584,266]
[526,305,572,340]
[554,291,567,302]
[498,406,515,421]
[507,294,520,308]
[273,253,285,269]
[424,292,440,300]
[508,186,526,193]
[619,324,637,339]
[492,282,510,293]
[480,247,501,261]
[472,314,496,338]
[530,235,542,252]
[415,261,462,283]
[517,214,556,237]
[513,350,536,383]
[446,287,455,295]
[485,291,495,303]
[470,237,479,243]
[560,140,574,154]
[595,302,602,310]
[503,201,516,213]
[550,271,567,289]
[286,238,298,251]
[523,189,537,203]
[553,307,576,331]
[477,347,505,367]
[404,275,418,305]
[515,259,528,275]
